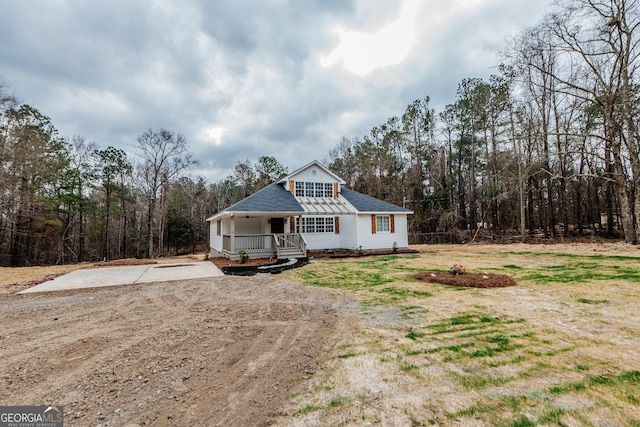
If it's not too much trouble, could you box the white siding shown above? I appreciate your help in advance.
[338,215,358,250]
[354,214,409,250]
[211,212,410,253]
[292,167,336,185]
[392,215,409,248]
[300,215,341,250]
[209,217,231,254]
[304,232,341,250]
[209,221,221,255]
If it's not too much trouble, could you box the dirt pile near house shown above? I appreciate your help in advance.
[209,256,277,268]
[414,271,517,288]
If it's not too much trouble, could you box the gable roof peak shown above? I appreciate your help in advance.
[278,160,346,185]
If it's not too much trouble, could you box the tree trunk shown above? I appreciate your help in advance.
[148,195,155,258]
[612,138,636,243]
[104,187,111,260]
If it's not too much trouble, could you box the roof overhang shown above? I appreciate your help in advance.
[358,210,414,215]
[206,211,304,222]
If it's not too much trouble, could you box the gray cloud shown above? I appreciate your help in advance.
[0,0,550,181]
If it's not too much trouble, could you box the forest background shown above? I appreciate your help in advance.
[2,0,639,266]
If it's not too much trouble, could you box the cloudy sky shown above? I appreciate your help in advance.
[0,0,551,181]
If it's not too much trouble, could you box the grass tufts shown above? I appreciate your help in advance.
[507,415,536,427]
[337,351,358,359]
[405,330,426,340]
[577,297,610,304]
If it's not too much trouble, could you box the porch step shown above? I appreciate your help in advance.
[277,248,306,259]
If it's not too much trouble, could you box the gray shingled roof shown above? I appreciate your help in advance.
[221,182,303,213]
[341,188,412,213]
[208,183,412,221]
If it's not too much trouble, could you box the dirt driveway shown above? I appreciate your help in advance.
[0,275,357,426]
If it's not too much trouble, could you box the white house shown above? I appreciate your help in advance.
[206,160,413,260]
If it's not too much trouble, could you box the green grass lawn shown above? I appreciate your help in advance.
[282,246,640,426]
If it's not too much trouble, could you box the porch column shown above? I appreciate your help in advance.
[230,215,235,252]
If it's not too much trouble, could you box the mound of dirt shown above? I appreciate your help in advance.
[209,257,277,268]
[413,271,517,288]
[221,258,310,276]
[308,248,419,258]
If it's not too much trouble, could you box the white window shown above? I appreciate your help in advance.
[302,217,315,233]
[305,182,314,197]
[323,183,333,197]
[294,181,335,198]
[302,217,334,233]
[324,217,335,233]
[376,215,390,232]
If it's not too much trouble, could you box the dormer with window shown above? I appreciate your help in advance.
[278,161,351,216]
[280,161,344,199]
[294,181,334,198]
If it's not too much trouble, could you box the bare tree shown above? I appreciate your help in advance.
[542,0,640,242]
[137,128,196,258]
[58,135,97,263]
[95,146,132,260]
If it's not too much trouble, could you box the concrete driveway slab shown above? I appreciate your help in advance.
[136,262,224,283]
[18,262,223,294]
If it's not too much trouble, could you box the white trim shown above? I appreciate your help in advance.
[278,160,346,185]
[206,210,303,222]
[376,215,391,233]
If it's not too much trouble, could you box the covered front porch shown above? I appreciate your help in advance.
[222,233,307,260]
[210,212,307,260]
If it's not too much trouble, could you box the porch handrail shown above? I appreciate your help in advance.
[274,233,307,257]
[223,233,307,258]
[223,234,274,253]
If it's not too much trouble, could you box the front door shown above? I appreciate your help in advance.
[270,217,284,234]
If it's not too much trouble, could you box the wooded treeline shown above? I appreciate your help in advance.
[0,89,289,265]
[2,0,639,266]
[328,0,640,244]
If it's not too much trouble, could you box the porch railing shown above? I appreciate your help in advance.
[274,233,307,258]
[222,233,306,258]
[274,234,307,252]
[223,234,274,253]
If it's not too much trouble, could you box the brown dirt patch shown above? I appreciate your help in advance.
[209,256,277,268]
[308,248,418,258]
[413,271,517,288]
[0,265,87,296]
[91,258,158,267]
[0,276,357,426]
